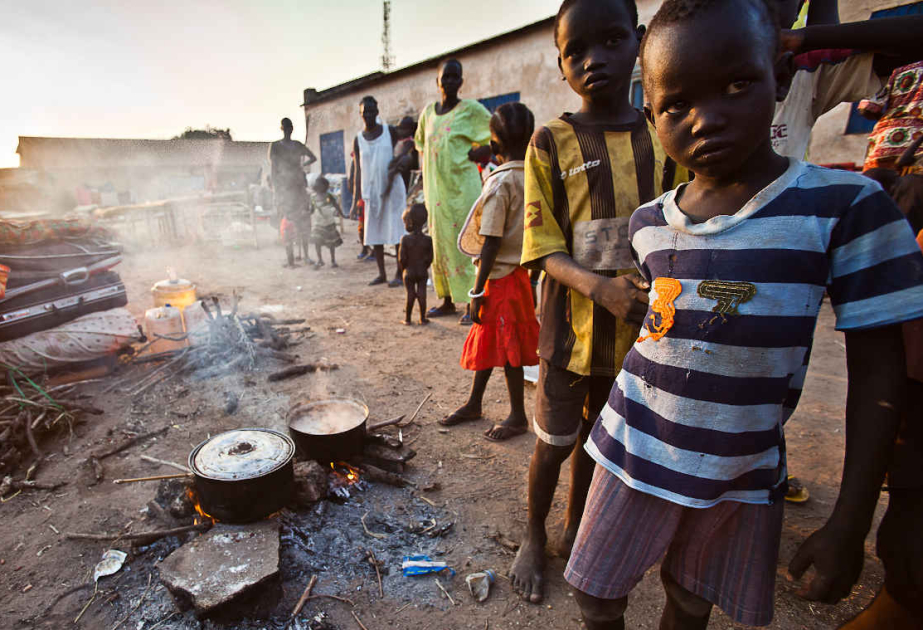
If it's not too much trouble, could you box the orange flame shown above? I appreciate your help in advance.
[186,487,217,524]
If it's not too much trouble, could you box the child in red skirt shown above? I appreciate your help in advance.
[442,102,539,442]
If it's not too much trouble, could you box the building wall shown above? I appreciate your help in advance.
[304,24,578,175]
[304,0,916,174]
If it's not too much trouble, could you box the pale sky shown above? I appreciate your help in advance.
[0,0,563,168]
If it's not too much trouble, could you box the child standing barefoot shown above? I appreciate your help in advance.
[398,204,433,324]
[309,176,343,268]
[443,102,539,442]
[565,1,923,628]
[510,0,686,605]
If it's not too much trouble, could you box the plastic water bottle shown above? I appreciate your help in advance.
[465,569,496,602]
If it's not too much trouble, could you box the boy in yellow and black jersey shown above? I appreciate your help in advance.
[508,0,686,606]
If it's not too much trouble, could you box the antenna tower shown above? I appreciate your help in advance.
[381,1,394,72]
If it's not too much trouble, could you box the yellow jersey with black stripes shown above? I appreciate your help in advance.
[521,111,685,377]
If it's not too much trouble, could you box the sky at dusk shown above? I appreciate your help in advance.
[0,0,564,168]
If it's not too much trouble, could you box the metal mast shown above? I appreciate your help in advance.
[381,1,394,72]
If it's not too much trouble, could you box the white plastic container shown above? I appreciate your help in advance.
[144,305,186,354]
[183,300,211,346]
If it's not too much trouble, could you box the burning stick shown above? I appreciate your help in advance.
[113,472,192,484]
[140,454,189,473]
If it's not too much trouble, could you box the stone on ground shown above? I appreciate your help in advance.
[157,520,280,616]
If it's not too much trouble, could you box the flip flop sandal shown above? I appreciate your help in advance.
[426,306,456,318]
[484,424,528,442]
[439,412,482,426]
[458,314,472,325]
[785,475,810,503]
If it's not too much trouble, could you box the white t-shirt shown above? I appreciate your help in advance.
[772,52,882,159]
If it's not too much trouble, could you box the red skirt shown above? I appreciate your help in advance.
[461,267,540,371]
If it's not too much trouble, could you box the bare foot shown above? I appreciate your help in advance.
[484,414,528,442]
[509,531,546,603]
[402,319,412,326]
[419,317,429,325]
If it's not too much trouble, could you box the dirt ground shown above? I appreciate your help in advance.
[1,223,888,629]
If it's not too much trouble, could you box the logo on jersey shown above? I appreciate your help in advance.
[697,280,756,323]
[525,201,543,229]
[559,159,601,181]
[637,277,683,343]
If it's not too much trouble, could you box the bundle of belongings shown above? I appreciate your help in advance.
[0,218,140,374]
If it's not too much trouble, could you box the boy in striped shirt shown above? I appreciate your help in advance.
[564,0,923,628]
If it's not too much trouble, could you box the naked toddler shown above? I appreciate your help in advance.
[399,203,433,325]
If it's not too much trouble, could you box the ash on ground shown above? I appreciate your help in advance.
[81,481,459,630]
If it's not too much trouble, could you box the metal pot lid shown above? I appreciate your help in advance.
[190,428,294,481]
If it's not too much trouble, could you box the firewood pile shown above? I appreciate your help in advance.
[107,297,335,396]
[0,368,102,476]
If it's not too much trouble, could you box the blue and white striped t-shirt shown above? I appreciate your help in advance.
[586,159,923,508]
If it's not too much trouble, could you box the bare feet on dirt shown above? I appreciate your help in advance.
[510,530,546,603]
[484,413,528,442]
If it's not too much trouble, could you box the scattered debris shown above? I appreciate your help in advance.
[402,555,453,577]
[465,569,496,602]
[93,549,128,582]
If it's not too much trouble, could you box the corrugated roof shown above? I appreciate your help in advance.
[16,137,270,169]
[302,16,555,108]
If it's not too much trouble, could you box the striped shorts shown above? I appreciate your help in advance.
[564,466,784,627]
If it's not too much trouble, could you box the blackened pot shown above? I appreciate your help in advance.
[188,428,294,523]
[287,399,370,461]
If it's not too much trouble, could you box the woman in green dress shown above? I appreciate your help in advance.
[414,58,492,323]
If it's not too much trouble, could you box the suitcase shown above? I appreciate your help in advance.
[0,271,128,342]
[1,239,121,289]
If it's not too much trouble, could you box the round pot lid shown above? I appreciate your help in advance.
[190,428,294,481]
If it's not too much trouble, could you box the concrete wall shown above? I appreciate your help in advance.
[304,0,912,173]
[304,23,579,175]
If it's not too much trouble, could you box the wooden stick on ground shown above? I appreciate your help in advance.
[91,426,169,460]
[285,573,317,628]
[435,578,456,605]
[351,610,370,630]
[140,455,190,473]
[368,549,383,598]
[400,392,432,427]
[113,473,192,484]
[65,522,210,542]
[267,363,339,382]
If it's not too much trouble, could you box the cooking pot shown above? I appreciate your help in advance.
[187,428,294,523]
[287,398,385,461]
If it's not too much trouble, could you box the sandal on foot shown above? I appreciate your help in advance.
[439,411,482,426]
[785,475,810,503]
[388,278,403,288]
[458,313,472,325]
[484,423,528,442]
[426,305,457,318]
[369,276,387,286]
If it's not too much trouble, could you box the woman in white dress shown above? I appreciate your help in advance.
[349,96,407,286]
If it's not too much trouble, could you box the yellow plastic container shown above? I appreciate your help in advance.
[152,278,197,311]
[144,305,186,354]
